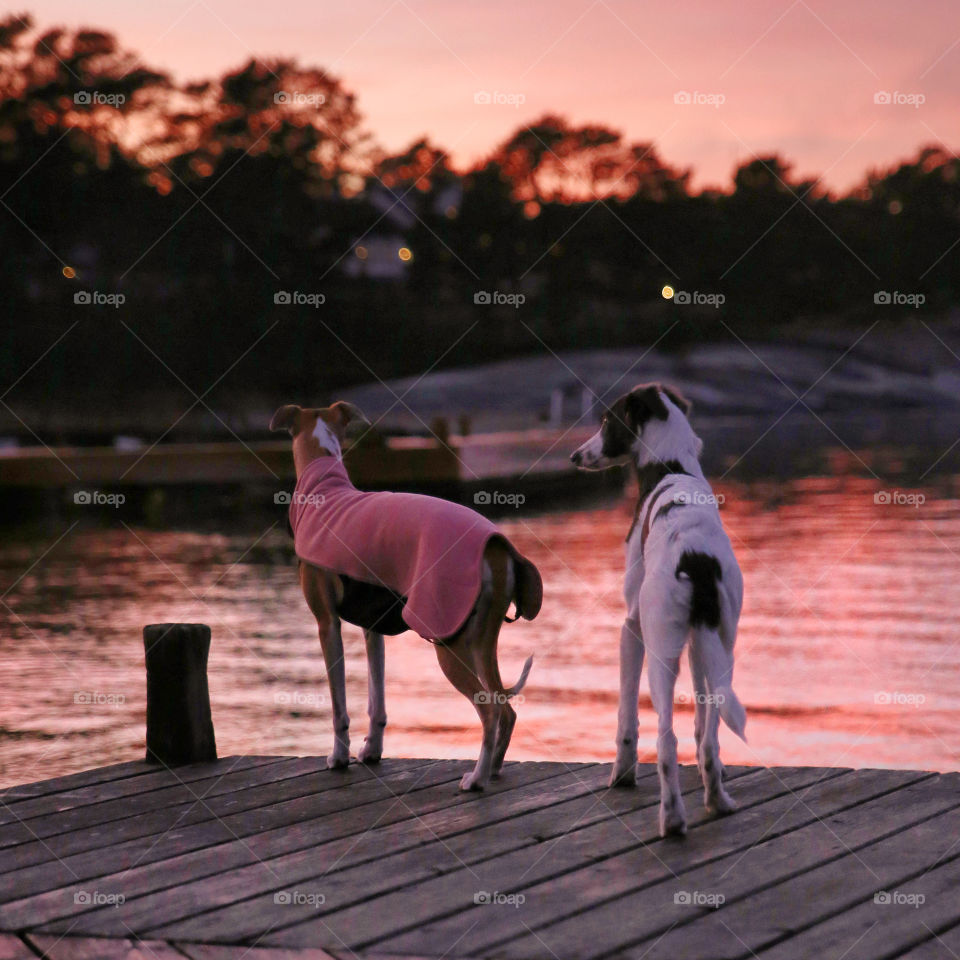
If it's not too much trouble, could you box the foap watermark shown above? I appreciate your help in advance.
[673,290,725,308]
[674,90,725,108]
[275,291,326,307]
[676,691,726,706]
[874,90,925,108]
[474,90,525,108]
[74,291,125,308]
[274,90,326,107]
[874,490,924,507]
[874,291,924,308]
[673,490,725,506]
[74,890,125,906]
[874,890,926,908]
[475,690,525,706]
[474,490,525,508]
[74,490,125,508]
[275,690,326,707]
[74,691,126,707]
[674,890,725,908]
[474,891,526,907]
[274,889,326,907]
[474,290,525,308]
[74,90,126,107]
[875,691,926,707]
[274,491,326,507]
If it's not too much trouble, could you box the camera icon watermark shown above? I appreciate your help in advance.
[474,890,526,907]
[274,291,325,307]
[274,889,325,906]
[74,691,126,707]
[74,290,125,308]
[672,290,725,308]
[474,690,524,705]
[674,890,725,907]
[473,90,525,107]
[874,890,925,907]
[274,90,326,106]
[274,690,325,707]
[474,290,525,308]
[74,90,126,107]
[874,691,926,707]
[74,490,125,508]
[874,490,924,507]
[674,90,725,108]
[274,491,325,507]
[874,291,924,308]
[673,490,725,506]
[73,890,125,906]
[474,490,525,508]
[874,90,924,107]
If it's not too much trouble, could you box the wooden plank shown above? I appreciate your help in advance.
[34,761,582,936]
[0,933,33,960]
[0,756,332,851]
[465,768,932,960]
[0,758,432,874]
[178,944,339,960]
[0,755,286,827]
[0,761,157,803]
[601,777,960,960]
[897,921,960,959]
[121,763,607,941]
[258,764,763,950]
[380,765,858,957]
[744,853,960,960]
[26,934,184,959]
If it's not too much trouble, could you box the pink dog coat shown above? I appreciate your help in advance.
[289,456,524,640]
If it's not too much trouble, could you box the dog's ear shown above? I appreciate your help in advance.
[270,404,303,435]
[662,385,691,416]
[331,401,370,431]
[625,384,669,427]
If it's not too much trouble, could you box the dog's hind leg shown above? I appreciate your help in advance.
[610,617,644,787]
[647,649,686,836]
[358,629,386,763]
[688,640,724,782]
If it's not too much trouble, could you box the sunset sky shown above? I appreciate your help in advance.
[37,0,960,192]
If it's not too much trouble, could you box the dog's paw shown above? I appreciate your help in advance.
[357,740,382,764]
[705,788,737,816]
[659,799,688,838]
[459,771,486,792]
[609,763,638,788]
[326,751,350,770]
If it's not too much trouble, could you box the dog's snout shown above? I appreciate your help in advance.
[570,450,582,465]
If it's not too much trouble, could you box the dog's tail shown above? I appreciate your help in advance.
[504,654,534,699]
[677,551,746,741]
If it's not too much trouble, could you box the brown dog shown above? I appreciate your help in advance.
[270,401,542,791]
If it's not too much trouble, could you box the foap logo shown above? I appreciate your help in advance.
[73,890,125,906]
[874,291,924,308]
[74,691,126,707]
[74,490,125,508]
[274,291,326,307]
[274,890,326,907]
[674,90,725,108]
[874,890,926,908]
[676,691,726,706]
[874,91,925,108]
[673,290,725,308]
[474,891,526,907]
[274,491,325,507]
[674,890,725,908]
[475,690,524,706]
[474,491,525,508]
[74,290,125,308]
[275,690,325,707]
[874,691,926,707]
[874,490,924,507]
[274,90,326,107]
[673,490,725,507]
[74,90,126,107]
[473,90,526,107]
[474,290,525,308]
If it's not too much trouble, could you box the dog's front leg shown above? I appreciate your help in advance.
[610,617,644,787]
[319,616,350,768]
[358,628,386,763]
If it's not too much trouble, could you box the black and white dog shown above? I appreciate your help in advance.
[571,383,746,837]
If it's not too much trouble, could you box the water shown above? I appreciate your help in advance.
[2,471,958,788]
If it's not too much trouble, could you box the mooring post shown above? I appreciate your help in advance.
[143,623,217,765]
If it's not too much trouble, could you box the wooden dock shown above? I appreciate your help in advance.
[1,757,958,959]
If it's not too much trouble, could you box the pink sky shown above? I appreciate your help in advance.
[37,0,960,192]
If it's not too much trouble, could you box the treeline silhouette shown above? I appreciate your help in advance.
[1,14,957,423]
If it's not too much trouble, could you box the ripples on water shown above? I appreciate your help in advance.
[2,472,959,787]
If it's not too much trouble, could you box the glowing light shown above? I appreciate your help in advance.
[62,266,76,279]
[398,247,413,262]
[661,285,675,299]
[523,200,541,219]
[355,246,368,260]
